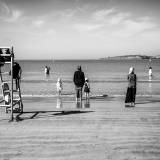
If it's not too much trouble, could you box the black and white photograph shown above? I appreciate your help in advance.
[0,0,160,159]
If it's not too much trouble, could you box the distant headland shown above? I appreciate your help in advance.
[100,55,160,60]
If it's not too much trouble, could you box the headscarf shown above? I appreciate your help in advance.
[129,67,134,74]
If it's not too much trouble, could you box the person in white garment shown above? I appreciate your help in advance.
[56,78,63,96]
[149,66,152,77]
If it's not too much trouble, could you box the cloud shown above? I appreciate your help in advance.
[92,9,131,26]
[32,20,45,27]
[30,28,56,41]
[125,19,156,32]
[0,0,10,20]
[0,1,22,22]
[73,8,157,38]
[73,23,102,32]
[92,8,115,21]
[7,10,22,22]
[108,12,130,25]
[113,17,157,37]
[0,1,10,14]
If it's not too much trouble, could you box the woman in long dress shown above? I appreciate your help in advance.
[125,67,137,107]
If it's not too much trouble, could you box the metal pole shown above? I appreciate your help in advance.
[10,46,14,121]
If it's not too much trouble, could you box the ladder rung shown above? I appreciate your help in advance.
[3,90,10,92]
[0,47,11,49]
[0,61,12,64]
[13,98,20,101]
[13,90,19,92]
[2,81,11,84]
[0,104,11,107]
[0,54,12,56]
[0,72,9,75]
[1,89,21,93]
[4,62,11,64]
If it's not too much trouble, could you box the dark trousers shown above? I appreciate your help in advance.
[75,86,82,100]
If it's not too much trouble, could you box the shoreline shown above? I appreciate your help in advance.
[1,93,159,101]
[20,94,160,98]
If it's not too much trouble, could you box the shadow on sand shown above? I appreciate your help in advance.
[125,104,135,108]
[124,99,160,107]
[15,110,93,122]
[136,99,160,105]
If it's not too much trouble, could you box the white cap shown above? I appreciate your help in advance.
[57,78,61,82]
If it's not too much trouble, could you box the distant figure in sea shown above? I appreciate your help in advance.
[45,66,50,75]
[149,66,152,77]
[84,77,90,99]
[73,65,85,101]
[56,78,63,96]
[125,67,137,107]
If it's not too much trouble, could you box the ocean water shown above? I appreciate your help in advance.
[1,59,160,96]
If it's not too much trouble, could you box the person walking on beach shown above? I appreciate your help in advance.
[125,67,137,107]
[56,78,63,96]
[84,78,90,99]
[73,65,85,101]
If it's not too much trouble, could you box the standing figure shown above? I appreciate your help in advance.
[45,66,48,74]
[73,65,85,101]
[45,66,50,75]
[0,49,5,67]
[47,66,50,75]
[10,62,22,90]
[84,78,90,99]
[125,67,137,107]
[56,78,63,96]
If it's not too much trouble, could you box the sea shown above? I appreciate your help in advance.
[1,59,160,97]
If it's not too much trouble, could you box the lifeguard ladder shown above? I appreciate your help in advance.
[0,46,23,121]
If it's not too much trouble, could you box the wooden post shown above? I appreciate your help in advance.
[10,46,14,121]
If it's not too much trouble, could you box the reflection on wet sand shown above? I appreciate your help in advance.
[148,80,152,94]
[56,97,63,109]
[149,75,152,82]
[76,99,90,109]
[84,99,90,108]
[56,97,91,109]
[76,101,82,108]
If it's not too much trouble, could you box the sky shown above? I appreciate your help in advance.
[0,0,160,59]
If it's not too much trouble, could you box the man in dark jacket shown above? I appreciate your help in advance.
[9,62,22,90]
[73,65,85,101]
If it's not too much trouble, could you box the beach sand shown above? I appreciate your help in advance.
[0,96,160,160]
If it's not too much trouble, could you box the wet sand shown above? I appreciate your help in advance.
[0,96,160,160]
